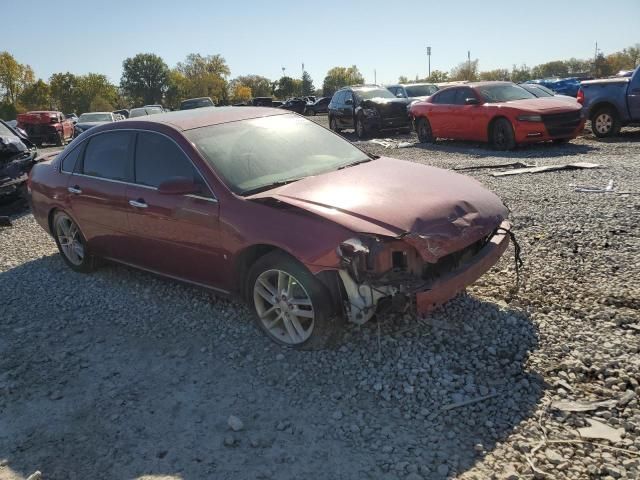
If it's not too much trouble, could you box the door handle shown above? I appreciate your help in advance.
[129,199,148,208]
[67,185,82,195]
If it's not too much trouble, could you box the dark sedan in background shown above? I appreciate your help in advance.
[278,98,307,114]
[304,97,331,116]
[386,83,439,103]
[328,85,411,139]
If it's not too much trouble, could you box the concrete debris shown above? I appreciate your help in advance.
[454,161,534,171]
[576,418,624,442]
[492,162,601,177]
[551,399,618,412]
[227,415,244,432]
[575,179,615,193]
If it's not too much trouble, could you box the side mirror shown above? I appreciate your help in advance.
[157,177,201,195]
[396,93,405,98]
[465,97,480,105]
[345,99,353,105]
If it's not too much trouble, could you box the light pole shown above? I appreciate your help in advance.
[427,46,431,78]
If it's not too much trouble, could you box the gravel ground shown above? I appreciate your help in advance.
[1,118,639,480]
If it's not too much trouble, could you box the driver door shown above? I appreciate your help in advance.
[123,131,225,288]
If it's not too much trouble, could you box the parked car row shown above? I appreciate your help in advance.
[0,118,38,200]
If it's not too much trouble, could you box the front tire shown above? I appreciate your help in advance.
[591,107,621,138]
[52,211,97,273]
[329,116,341,133]
[247,251,338,349]
[415,117,434,143]
[491,118,516,150]
[355,114,368,139]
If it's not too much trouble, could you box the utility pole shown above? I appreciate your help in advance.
[281,66,285,78]
[467,50,471,80]
[594,42,598,74]
[374,69,377,84]
[427,46,431,78]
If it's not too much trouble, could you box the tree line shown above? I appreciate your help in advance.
[1,44,638,119]
[399,44,640,84]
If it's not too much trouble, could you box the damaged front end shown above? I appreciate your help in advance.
[335,221,514,324]
[0,122,38,198]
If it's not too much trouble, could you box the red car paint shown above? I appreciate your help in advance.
[29,107,511,316]
[17,111,74,146]
[409,82,585,145]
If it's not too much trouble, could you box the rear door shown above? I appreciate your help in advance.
[123,131,224,287]
[66,130,135,258]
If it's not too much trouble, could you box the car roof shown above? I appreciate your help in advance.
[81,111,112,115]
[398,83,436,87]
[465,81,515,88]
[117,106,290,131]
[181,97,212,102]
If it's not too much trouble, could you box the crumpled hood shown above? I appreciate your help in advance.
[249,157,508,262]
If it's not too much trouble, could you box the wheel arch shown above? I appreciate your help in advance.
[487,115,512,141]
[588,101,620,120]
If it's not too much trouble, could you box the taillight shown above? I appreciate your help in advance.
[577,88,584,105]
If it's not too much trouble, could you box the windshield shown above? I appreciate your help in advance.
[477,84,536,103]
[0,122,16,137]
[405,84,438,97]
[78,113,112,122]
[355,88,395,100]
[520,84,554,97]
[185,114,371,195]
[129,107,162,118]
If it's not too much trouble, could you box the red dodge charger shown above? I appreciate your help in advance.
[409,81,585,150]
[28,107,512,348]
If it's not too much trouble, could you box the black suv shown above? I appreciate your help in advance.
[328,85,411,138]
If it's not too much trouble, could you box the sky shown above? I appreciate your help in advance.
[3,0,639,87]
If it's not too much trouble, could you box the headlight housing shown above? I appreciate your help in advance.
[517,114,542,122]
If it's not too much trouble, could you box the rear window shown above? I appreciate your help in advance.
[82,132,134,181]
[181,98,214,110]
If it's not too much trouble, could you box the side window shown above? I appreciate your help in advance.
[333,91,345,105]
[61,143,83,173]
[135,132,211,197]
[82,131,134,181]
[455,88,476,105]
[433,88,457,104]
[387,87,397,96]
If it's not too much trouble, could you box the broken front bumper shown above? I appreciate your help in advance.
[415,221,511,313]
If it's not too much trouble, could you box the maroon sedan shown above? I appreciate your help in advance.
[28,107,512,348]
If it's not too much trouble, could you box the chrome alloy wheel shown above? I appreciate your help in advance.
[594,113,613,135]
[253,269,315,345]
[55,214,85,265]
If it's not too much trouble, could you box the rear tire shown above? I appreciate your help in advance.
[591,107,621,138]
[52,210,97,273]
[491,118,516,150]
[247,251,340,349]
[415,117,434,143]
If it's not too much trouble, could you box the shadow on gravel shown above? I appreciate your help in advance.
[0,255,543,479]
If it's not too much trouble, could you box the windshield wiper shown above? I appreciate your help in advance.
[337,158,374,170]
[241,177,305,196]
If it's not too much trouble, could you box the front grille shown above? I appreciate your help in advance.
[542,111,581,137]
[422,235,489,284]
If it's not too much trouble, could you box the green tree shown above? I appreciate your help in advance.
[510,64,531,83]
[176,53,230,104]
[120,53,169,105]
[50,72,79,113]
[76,74,118,113]
[229,75,272,98]
[301,71,314,96]
[231,84,252,103]
[322,66,364,96]
[398,75,409,83]
[450,59,479,81]
[0,51,34,105]
[531,60,568,78]
[165,70,189,110]
[564,57,591,74]
[593,53,614,78]
[18,79,51,110]
[425,70,449,83]
[479,68,510,81]
[274,76,297,98]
